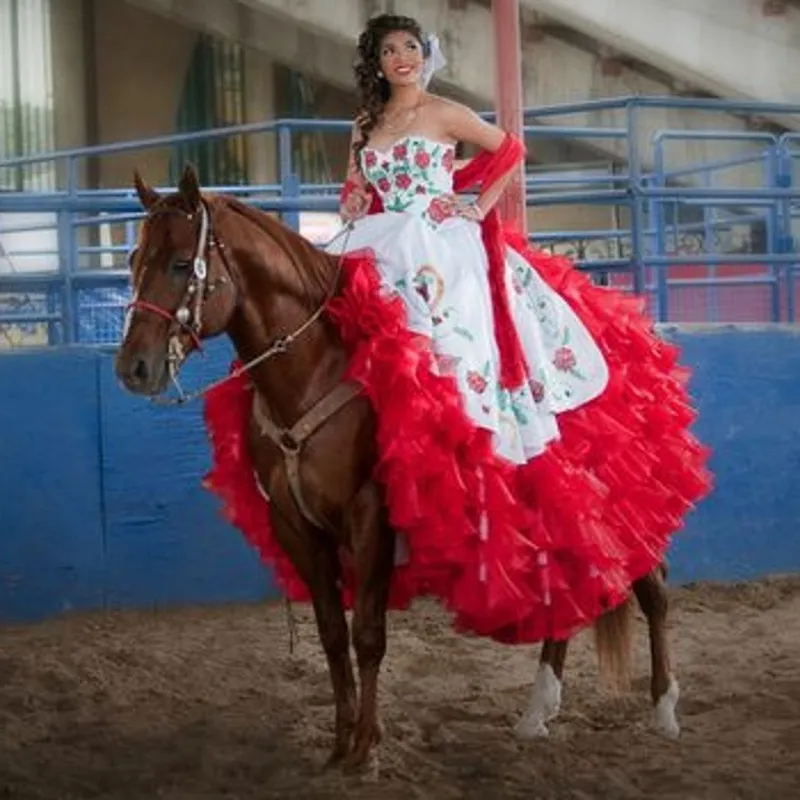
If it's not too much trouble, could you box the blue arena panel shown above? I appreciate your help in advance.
[665,326,800,584]
[98,338,277,611]
[0,348,106,621]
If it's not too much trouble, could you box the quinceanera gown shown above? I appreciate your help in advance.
[203,132,713,644]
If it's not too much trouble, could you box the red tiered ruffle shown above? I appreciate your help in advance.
[202,240,712,645]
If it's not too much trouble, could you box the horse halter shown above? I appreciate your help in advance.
[125,199,232,401]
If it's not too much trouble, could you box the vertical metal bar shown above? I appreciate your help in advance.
[9,0,23,191]
[59,155,78,343]
[278,124,299,231]
[491,0,526,234]
[653,140,669,321]
[703,168,718,322]
[777,140,795,323]
[626,101,646,297]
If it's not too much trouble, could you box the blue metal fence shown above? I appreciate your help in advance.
[1,95,800,346]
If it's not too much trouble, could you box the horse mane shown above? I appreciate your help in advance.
[214,194,339,304]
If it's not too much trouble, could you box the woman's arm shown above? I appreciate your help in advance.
[440,100,525,219]
[339,121,374,222]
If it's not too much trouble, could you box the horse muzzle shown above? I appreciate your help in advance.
[114,349,170,396]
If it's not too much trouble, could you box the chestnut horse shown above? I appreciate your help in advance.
[114,165,680,771]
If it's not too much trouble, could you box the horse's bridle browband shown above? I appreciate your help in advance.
[126,196,353,406]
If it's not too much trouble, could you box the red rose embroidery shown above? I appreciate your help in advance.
[442,150,454,173]
[436,354,460,375]
[529,380,545,403]
[466,370,488,394]
[415,185,427,194]
[395,172,412,190]
[377,177,391,193]
[427,197,455,224]
[393,144,408,161]
[364,151,378,168]
[414,150,431,169]
[553,347,576,372]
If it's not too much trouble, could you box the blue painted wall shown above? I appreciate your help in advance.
[1,327,799,623]
[662,326,800,584]
[0,340,272,623]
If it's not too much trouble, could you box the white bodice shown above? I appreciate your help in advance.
[360,135,457,225]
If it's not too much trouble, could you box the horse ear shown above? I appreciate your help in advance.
[178,162,201,209]
[133,170,160,210]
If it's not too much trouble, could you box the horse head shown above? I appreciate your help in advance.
[115,163,239,396]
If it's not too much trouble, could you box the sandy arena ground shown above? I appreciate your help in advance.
[1,575,799,799]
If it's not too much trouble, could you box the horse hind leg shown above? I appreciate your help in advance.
[342,481,396,774]
[515,639,568,739]
[633,563,681,738]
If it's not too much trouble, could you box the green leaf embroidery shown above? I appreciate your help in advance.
[512,403,529,425]
[454,326,474,341]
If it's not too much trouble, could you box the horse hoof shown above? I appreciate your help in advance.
[323,752,345,771]
[342,749,379,779]
[515,715,550,739]
[652,676,680,739]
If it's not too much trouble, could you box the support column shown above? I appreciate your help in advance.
[491,0,526,234]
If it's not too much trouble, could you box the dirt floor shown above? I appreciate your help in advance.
[1,575,799,800]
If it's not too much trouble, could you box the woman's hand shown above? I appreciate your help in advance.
[435,193,485,222]
[340,179,372,222]
[458,200,485,221]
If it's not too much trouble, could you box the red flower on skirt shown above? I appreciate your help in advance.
[553,347,576,372]
[466,370,488,394]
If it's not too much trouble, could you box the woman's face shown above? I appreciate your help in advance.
[378,30,424,88]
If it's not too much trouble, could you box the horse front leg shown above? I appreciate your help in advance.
[342,480,395,773]
[516,639,568,738]
[268,507,357,765]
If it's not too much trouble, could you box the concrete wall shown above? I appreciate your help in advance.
[1,328,799,623]
[45,0,282,189]
[528,0,800,129]
[92,1,198,187]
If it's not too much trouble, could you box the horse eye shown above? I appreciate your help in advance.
[170,259,191,274]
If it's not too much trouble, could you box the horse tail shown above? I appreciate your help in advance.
[593,596,634,693]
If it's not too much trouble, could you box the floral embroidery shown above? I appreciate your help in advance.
[553,346,576,372]
[436,354,462,376]
[467,370,488,394]
[427,196,457,225]
[361,135,457,225]
[414,150,431,169]
[529,379,545,403]
[552,329,587,380]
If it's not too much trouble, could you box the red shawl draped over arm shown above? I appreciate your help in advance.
[338,132,529,390]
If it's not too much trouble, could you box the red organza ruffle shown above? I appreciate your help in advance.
[202,245,712,644]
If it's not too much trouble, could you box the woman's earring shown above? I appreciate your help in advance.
[377,70,384,78]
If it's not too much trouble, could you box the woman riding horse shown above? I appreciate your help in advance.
[116,13,712,772]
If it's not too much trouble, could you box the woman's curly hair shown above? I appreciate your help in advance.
[352,14,429,172]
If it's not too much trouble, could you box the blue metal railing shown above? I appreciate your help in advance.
[1,95,799,345]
